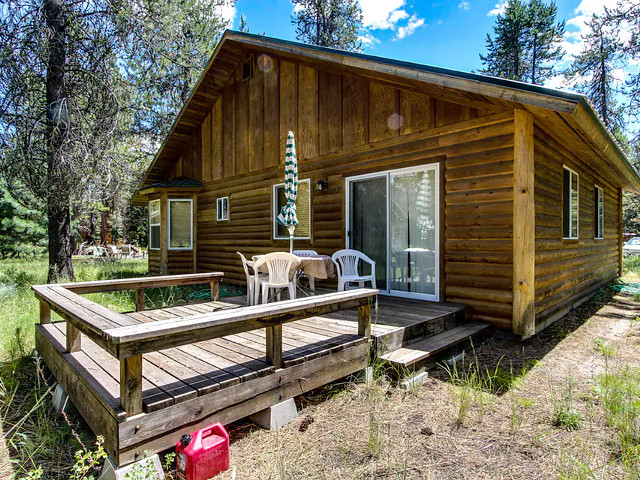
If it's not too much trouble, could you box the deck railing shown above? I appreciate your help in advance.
[32,274,376,417]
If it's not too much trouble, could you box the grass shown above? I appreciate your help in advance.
[551,377,584,432]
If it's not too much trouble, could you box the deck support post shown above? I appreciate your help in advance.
[358,303,371,340]
[39,300,51,324]
[135,289,145,312]
[66,322,81,353]
[266,325,283,368]
[211,280,220,301]
[120,355,143,417]
[513,109,536,337]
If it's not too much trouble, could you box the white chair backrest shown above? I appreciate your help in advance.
[293,250,318,256]
[253,252,301,285]
[332,249,375,276]
[237,252,253,278]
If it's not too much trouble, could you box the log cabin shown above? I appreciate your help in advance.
[133,30,640,338]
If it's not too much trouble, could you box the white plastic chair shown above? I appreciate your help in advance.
[237,252,265,306]
[293,249,318,291]
[331,249,376,292]
[253,252,301,304]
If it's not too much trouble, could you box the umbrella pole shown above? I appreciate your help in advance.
[288,226,295,253]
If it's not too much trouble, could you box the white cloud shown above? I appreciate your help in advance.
[458,1,470,10]
[357,0,425,44]
[218,0,236,24]
[359,0,407,30]
[395,14,425,40]
[487,0,507,17]
[358,33,380,48]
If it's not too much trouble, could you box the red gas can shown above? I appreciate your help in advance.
[175,423,230,480]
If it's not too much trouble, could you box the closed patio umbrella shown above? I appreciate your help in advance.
[276,131,299,253]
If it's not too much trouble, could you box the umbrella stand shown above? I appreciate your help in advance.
[287,226,295,253]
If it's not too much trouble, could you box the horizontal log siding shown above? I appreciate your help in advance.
[163,51,515,329]
[148,249,160,274]
[196,114,514,328]
[534,126,620,326]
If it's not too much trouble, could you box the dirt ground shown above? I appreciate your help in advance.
[217,288,640,479]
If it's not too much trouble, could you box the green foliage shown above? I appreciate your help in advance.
[596,367,640,476]
[291,0,363,52]
[0,181,47,259]
[480,0,565,84]
[565,14,625,133]
[551,377,584,431]
[70,436,107,480]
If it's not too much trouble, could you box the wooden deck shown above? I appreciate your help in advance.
[34,276,465,466]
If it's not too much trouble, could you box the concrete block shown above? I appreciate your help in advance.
[400,369,428,391]
[99,455,164,480]
[52,383,69,413]
[249,398,298,430]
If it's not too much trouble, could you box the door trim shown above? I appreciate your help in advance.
[345,163,440,302]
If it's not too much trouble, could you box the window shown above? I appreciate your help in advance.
[563,166,579,239]
[273,178,311,240]
[149,200,160,250]
[216,197,229,221]
[168,199,193,249]
[595,185,604,239]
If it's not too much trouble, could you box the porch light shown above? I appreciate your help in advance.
[315,179,328,191]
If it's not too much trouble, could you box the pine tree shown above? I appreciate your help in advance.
[565,15,624,133]
[239,13,249,32]
[527,0,565,84]
[0,181,47,259]
[479,0,565,84]
[291,0,363,52]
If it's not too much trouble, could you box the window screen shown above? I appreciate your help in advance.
[563,167,579,239]
[168,199,193,249]
[273,179,311,239]
[149,200,160,250]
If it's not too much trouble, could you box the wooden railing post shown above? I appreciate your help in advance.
[39,300,51,324]
[266,325,283,368]
[358,303,371,340]
[135,288,145,312]
[66,322,81,353]
[211,280,220,301]
[120,355,143,417]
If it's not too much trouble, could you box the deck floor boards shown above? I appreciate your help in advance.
[40,295,464,416]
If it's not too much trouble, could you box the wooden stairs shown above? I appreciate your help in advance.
[378,308,492,374]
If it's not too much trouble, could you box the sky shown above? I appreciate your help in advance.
[223,0,625,93]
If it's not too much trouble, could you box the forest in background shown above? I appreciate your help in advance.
[1,0,640,279]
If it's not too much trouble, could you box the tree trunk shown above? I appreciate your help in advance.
[45,0,74,282]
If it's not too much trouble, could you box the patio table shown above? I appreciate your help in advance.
[252,254,335,279]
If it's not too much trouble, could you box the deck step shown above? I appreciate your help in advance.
[380,322,492,370]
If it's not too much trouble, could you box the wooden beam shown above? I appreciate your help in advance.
[266,325,283,368]
[618,187,623,277]
[120,355,143,417]
[210,280,220,301]
[358,303,371,339]
[39,300,51,324]
[160,192,168,275]
[512,109,535,337]
[66,322,81,353]
[192,193,198,274]
[135,289,145,312]
[58,272,224,294]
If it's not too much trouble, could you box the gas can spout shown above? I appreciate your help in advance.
[180,434,192,447]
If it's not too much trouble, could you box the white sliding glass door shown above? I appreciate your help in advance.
[346,164,439,301]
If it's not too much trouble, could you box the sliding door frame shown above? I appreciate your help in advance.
[345,163,440,302]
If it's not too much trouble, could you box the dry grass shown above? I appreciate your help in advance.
[217,288,640,480]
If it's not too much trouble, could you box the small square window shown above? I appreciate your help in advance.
[273,179,311,240]
[217,197,229,221]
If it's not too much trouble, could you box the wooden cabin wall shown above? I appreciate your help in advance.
[148,249,160,273]
[165,53,515,328]
[534,126,620,328]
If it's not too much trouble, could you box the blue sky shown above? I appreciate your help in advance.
[229,0,621,89]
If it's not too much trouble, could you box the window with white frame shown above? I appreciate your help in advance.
[273,178,311,240]
[216,197,229,221]
[595,185,604,239]
[563,166,579,239]
[168,199,193,249]
[149,199,160,250]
